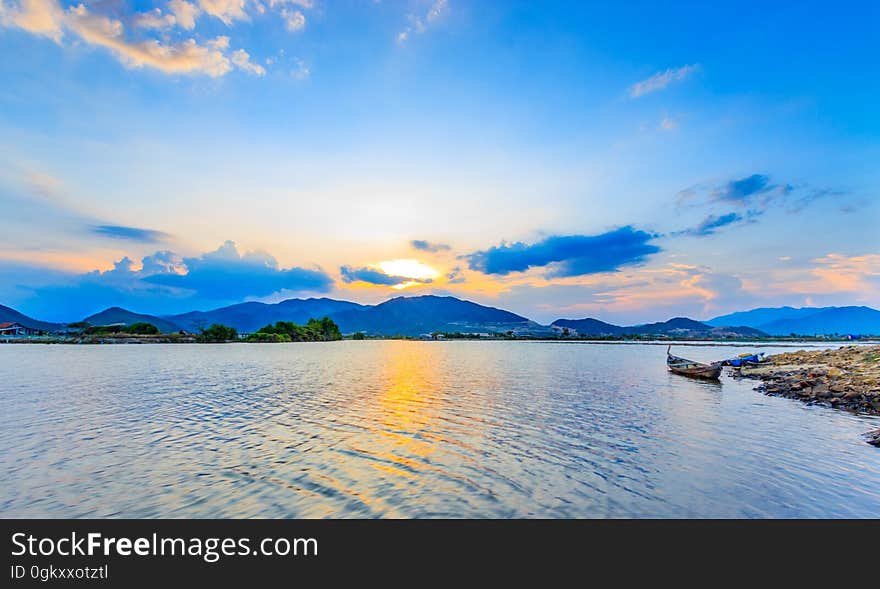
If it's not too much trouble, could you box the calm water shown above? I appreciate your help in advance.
[2,341,879,518]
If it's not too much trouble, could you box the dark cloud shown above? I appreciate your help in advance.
[677,210,762,237]
[680,173,845,213]
[710,174,786,205]
[410,239,451,253]
[340,266,403,286]
[465,227,661,277]
[446,267,466,284]
[91,224,171,243]
[673,174,853,238]
[340,265,433,286]
[2,241,333,321]
[790,187,850,212]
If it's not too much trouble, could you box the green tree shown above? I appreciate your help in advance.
[246,332,292,343]
[197,323,238,342]
[86,325,123,335]
[127,322,159,335]
[253,317,342,342]
[352,332,366,340]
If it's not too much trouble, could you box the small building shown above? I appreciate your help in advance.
[0,322,41,337]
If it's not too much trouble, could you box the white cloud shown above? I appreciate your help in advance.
[630,64,699,98]
[291,58,309,80]
[397,0,448,44]
[65,4,233,76]
[281,8,304,31]
[197,0,247,25]
[231,48,265,75]
[268,0,313,7]
[208,35,230,50]
[133,8,177,30]
[0,0,64,41]
[0,0,273,78]
[426,0,447,22]
[168,0,200,30]
[1,0,286,78]
[659,115,678,131]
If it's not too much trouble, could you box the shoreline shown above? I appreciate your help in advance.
[736,345,880,446]
[3,336,878,346]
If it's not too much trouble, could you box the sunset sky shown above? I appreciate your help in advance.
[1,0,878,323]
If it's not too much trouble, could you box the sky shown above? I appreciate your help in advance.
[1,0,878,324]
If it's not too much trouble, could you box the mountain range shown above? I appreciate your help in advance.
[3,298,879,337]
[707,306,880,336]
[550,317,767,338]
[166,298,367,333]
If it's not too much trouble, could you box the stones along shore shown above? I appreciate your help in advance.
[738,345,880,446]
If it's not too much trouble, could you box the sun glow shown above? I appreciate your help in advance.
[378,259,440,281]
[391,281,422,290]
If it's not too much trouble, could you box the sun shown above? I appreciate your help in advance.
[377,259,440,281]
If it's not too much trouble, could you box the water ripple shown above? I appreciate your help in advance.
[1,341,879,518]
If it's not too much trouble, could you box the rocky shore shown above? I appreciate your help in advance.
[738,345,880,445]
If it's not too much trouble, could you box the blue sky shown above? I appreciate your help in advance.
[1,0,878,323]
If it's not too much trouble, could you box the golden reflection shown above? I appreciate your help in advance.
[369,341,445,475]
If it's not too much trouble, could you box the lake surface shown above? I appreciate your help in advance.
[2,341,879,518]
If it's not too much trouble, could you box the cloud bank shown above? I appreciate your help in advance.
[0,0,309,76]
[2,240,333,320]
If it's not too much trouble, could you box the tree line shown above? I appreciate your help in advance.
[244,317,342,342]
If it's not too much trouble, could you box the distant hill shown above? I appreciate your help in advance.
[627,317,712,335]
[758,306,880,336]
[707,307,823,328]
[84,307,182,334]
[551,318,623,336]
[0,304,62,331]
[6,297,877,339]
[331,295,545,336]
[551,316,766,338]
[708,305,880,335]
[166,298,366,333]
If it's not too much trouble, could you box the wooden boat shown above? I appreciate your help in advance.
[666,345,722,380]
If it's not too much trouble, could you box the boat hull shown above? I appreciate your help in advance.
[666,346,723,380]
[667,364,722,380]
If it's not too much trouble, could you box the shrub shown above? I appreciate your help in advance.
[197,323,238,343]
[254,317,342,342]
[246,332,291,343]
[127,322,160,335]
